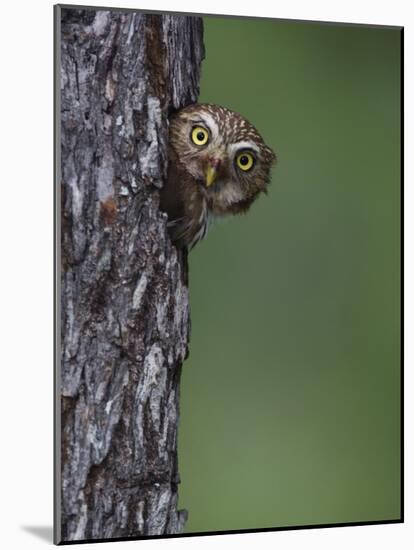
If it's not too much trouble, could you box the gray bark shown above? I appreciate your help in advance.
[57,6,204,542]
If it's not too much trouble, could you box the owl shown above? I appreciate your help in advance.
[160,103,276,250]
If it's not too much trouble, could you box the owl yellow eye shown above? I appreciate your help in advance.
[191,126,209,146]
[236,152,255,171]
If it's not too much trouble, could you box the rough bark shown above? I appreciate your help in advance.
[57,7,204,542]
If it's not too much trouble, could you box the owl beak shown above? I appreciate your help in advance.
[205,158,222,187]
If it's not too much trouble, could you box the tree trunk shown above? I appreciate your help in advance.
[56,6,204,543]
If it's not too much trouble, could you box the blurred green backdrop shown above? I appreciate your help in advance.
[178,16,401,533]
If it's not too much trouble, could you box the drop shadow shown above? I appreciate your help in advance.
[21,525,54,543]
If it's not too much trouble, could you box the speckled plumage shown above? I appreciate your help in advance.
[160,103,276,250]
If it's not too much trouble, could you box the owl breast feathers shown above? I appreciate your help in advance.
[159,103,276,250]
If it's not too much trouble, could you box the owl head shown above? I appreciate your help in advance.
[168,103,276,215]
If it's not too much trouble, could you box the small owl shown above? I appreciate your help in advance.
[160,103,276,250]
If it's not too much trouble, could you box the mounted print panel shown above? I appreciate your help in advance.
[54,4,402,544]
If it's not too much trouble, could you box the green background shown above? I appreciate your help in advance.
[178,16,401,533]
